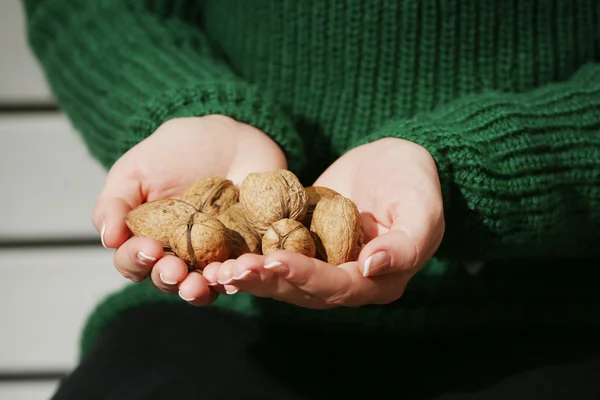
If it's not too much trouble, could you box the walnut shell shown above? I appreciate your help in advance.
[217,203,261,258]
[304,186,340,227]
[310,195,364,266]
[262,219,316,257]
[240,170,308,235]
[124,199,196,248]
[181,177,239,216]
[169,212,231,270]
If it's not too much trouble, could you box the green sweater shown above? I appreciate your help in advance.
[24,0,600,356]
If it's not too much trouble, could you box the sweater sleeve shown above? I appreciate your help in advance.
[22,0,306,173]
[347,63,600,260]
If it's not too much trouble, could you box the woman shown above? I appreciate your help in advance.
[24,0,600,398]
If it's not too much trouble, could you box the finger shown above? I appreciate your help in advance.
[113,237,163,282]
[202,262,227,293]
[217,259,237,285]
[229,253,292,299]
[223,284,242,295]
[216,260,241,295]
[231,253,265,282]
[92,173,143,249]
[150,255,190,294]
[358,189,444,278]
[262,251,366,306]
[178,271,219,306]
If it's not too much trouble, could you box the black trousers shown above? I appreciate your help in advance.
[52,304,600,400]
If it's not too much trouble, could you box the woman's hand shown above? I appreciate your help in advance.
[202,138,444,308]
[92,115,287,306]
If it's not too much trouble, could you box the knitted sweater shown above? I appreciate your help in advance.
[23,0,600,356]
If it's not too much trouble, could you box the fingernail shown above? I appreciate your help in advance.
[100,222,107,248]
[233,270,253,280]
[159,272,177,285]
[363,251,390,277]
[217,276,234,285]
[206,281,219,286]
[178,291,195,302]
[226,287,240,295]
[137,251,156,265]
[264,261,282,269]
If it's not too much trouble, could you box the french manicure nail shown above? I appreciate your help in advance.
[264,261,282,269]
[100,222,107,248]
[233,270,253,280]
[178,291,195,302]
[226,287,240,295]
[363,256,372,277]
[218,276,234,285]
[363,251,390,277]
[137,251,156,264]
[159,272,177,285]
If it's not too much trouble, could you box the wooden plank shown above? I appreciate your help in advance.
[0,381,59,400]
[0,114,107,241]
[0,0,54,104]
[0,247,128,372]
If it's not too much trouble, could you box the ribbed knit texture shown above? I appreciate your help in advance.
[23,0,307,173]
[23,0,600,357]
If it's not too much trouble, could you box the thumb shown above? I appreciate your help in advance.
[357,195,444,278]
[92,173,142,249]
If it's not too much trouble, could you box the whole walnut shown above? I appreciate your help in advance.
[181,177,239,216]
[169,212,232,270]
[239,170,308,235]
[310,194,364,266]
[304,186,340,227]
[262,219,316,258]
[124,199,196,249]
[217,203,261,258]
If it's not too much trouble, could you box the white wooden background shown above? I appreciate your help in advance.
[0,1,129,399]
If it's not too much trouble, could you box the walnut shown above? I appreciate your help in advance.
[217,203,261,258]
[303,186,340,227]
[169,212,232,270]
[124,199,196,249]
[262,218,316,257]
[310,194,364,266]
[239,170,308,235]
[181,177,239,216]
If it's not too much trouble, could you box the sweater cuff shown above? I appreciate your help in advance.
[113,81,307,176]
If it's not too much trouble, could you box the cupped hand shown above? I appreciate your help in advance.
[92,115,287,305]
[202,138,444,309]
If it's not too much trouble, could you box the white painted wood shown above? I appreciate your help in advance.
[0,0,53,103]
[0,247,128,372]
[0,381,59,400]
[0,114,107,240]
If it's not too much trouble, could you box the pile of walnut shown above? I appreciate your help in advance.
[124,170,364,270]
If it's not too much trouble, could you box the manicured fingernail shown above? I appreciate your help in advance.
[137,251,156,265]
[159,272,177,285]
[178,291,195,302]
[218,276,234,285]
[264,261,282,269]
[226,287,240,295]
[363,251,390,277]
[100,222,107,248]
[233,270,253,280]
[206,281,219,286]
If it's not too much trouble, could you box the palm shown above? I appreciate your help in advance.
[315,138,445,265]
[109,116,287,203]
[313,141,407,243]
[203,138,445,308]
